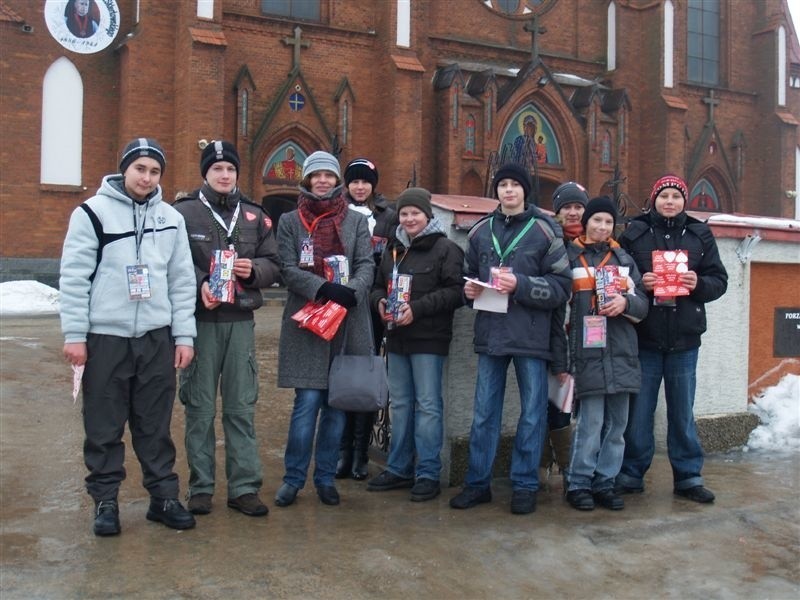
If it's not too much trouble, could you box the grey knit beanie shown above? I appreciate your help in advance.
[302,151,341,181]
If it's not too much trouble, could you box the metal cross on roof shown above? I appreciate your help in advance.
[703,89,720,125]
[283,26,310,69]
[524,15,547,62]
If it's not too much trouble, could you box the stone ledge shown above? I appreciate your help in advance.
[447,411,761,487]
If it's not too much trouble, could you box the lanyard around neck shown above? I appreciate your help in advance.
[490,215,536,266]
[200,192,240,249]
[298,209,336,237]
[577,249,614,313]
[132,201,149,263]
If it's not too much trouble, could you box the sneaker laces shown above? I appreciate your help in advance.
[96,499,117,514]
[161,498,181,512]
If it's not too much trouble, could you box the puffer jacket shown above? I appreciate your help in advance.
[619,210,728,352]
[562,238,649,399]
[59,175,196,346]
[174,184,280,322]
[370,218,464,355]
[464,204,572,360]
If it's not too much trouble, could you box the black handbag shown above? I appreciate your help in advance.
[328,314,388,412]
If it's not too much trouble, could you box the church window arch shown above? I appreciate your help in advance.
[687,0,720,86]
[240,89,249,138]
[465,114,476,155]
[263,142,307,184]
[498,104,560,167]
[607,1,616,71]
[689,177,720,212]
[41,57,82,185]
[601,130,612,167]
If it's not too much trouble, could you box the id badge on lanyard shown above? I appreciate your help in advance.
[300,237,315,267]
[583,315,607,348]
[128,203,151,301]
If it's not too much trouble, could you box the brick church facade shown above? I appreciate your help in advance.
[0,0,798,281]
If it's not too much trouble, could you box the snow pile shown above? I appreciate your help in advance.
[0,280,60,316]
[746,374,800,453]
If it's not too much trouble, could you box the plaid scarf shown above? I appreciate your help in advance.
[297,189,347,277]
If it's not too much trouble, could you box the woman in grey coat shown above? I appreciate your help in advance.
[274,151,374,508]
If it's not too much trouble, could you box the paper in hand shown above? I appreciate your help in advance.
[72,364,84,404]
[464,277,509,313]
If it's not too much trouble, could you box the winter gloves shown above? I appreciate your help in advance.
[317,282,357,309]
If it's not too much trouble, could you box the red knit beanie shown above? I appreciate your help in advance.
[650,174,688,204]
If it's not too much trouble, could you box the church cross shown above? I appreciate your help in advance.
[702,89,720,125]
[524,15,547,61]
[283,26,310,69]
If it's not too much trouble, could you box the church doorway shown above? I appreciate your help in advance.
[262,194,298,230]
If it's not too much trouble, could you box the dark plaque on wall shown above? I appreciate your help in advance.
[774,308,800,357]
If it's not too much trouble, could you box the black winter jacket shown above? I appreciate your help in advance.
[465,205,572,360]
[370,219,464,355]
[618,211,727,352]
[174,185,280,322]
[559,239,649,399]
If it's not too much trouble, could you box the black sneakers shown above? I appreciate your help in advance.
[593,489,625,510]
[146,497,196,530]
[316,485,340,506]
[510,490,537,514]
[449,486,492,509]
[93,499,120,536]
[367,470,414,492]
[227,493,269,516]
[410,478,441,502]
[566,489,595,511]
[674,485,715,503]
[274,483,299,507]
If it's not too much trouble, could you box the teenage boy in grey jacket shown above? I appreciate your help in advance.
[60,138,197,536]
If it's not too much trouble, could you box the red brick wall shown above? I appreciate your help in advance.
[0,0,797,261]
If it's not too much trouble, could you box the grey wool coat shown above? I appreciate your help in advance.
[277,207,375,389]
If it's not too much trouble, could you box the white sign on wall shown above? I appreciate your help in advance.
[44,0,120,55]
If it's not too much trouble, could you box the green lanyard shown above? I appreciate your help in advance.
[490,215,536,266]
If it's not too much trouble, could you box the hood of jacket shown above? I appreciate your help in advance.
[101,174,163,208]
[394,216,447,248]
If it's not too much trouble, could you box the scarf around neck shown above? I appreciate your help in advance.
[297,187,348,277]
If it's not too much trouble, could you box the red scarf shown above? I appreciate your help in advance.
[297,191,347,277]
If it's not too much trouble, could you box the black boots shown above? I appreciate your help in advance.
[93,499,120,536]
[338,412,374,480]
[335,449,353,479]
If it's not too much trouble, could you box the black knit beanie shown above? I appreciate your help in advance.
[200,140,240,178]
[492,163,532,201]
[552,181,589,214]
[344,158,379,188]
[581,195,618,228]
[119,138,166,174]
[396,187,433,219]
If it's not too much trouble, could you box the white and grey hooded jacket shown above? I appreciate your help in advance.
[59,174,196,346]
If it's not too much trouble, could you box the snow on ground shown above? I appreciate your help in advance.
[0,280,60,316]
[745,374,800,453]
[0,281,798,452]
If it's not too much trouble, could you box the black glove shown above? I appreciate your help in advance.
[317,281,357,309]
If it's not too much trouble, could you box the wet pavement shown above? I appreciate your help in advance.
[1,307,798,599]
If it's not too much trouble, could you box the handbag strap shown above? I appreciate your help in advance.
[337,290,377,356]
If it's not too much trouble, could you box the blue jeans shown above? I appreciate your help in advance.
[567,392,629,492]
[282,388,346,489]
[618,348,705,491]
[385,353,445,481]
[464,354,548,492]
